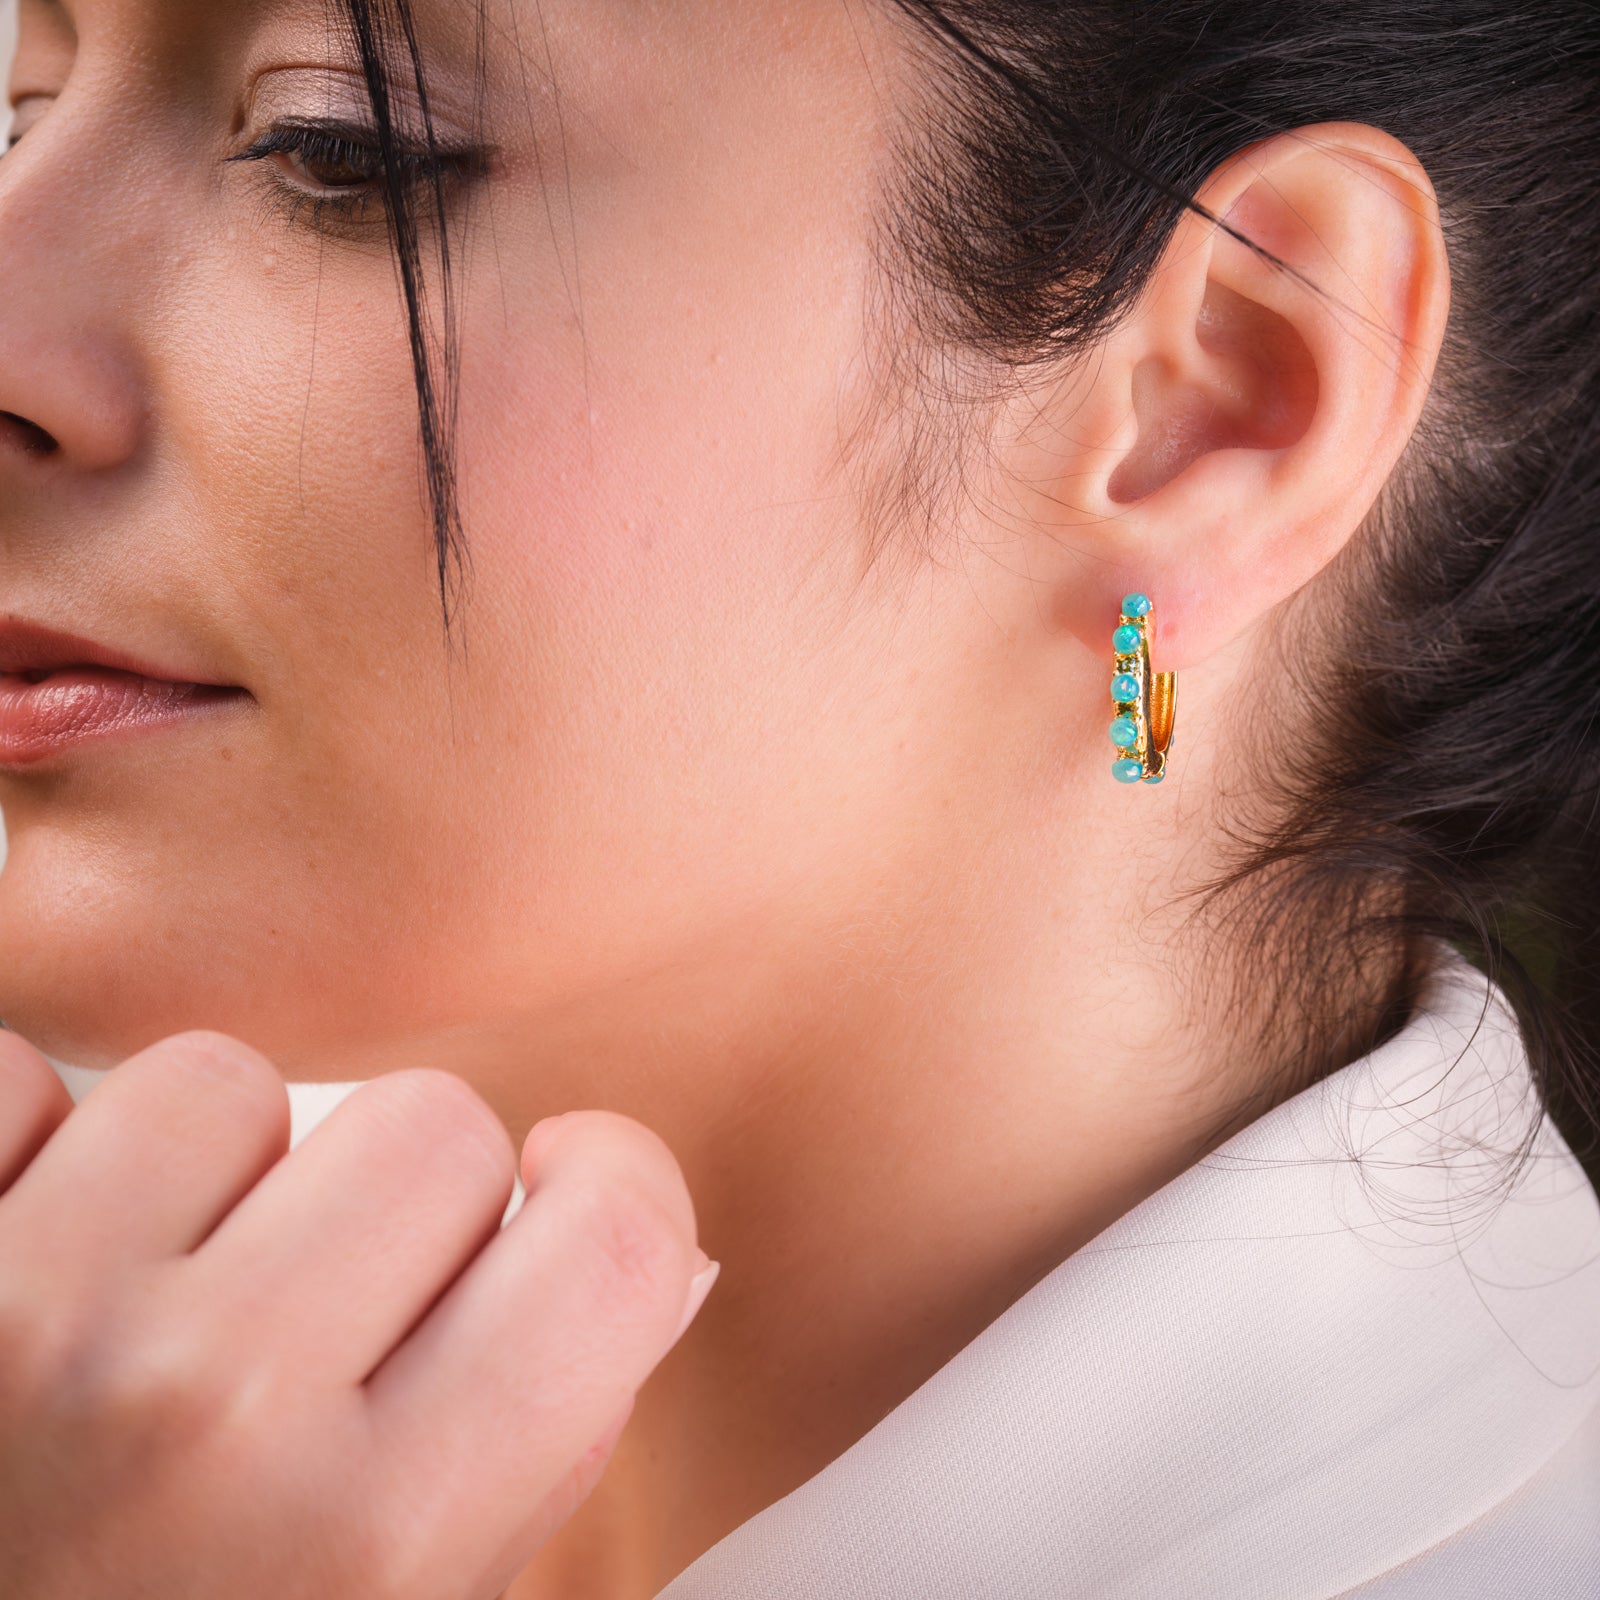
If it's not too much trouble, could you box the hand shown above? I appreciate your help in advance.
[0,1029,717,1600]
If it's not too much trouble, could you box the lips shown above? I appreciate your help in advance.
[0,619,248,766]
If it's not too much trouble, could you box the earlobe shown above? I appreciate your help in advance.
[1025,122,1450,669]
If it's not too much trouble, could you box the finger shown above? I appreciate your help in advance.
[470,1394,638,1600]
[361,1111,703,1591]
[0,1032,290,1266]
[0,1030,74,1198]
[190,1068,516,1385]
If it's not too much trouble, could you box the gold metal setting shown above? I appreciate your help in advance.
[1110,594,1177,784]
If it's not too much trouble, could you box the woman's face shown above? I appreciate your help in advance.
[0,0,1046,1073]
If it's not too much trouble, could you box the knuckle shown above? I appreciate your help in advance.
[564,1173,687,1315]
[531,1109,697,1236]
[0,1275,82,1405]
[551,1108,682,1177]
[0,1031,72,1133]
[149,1031,288,1126]
[0,1263,243,1455]
[367,1069,515,1183]
[69,1319,230,1445]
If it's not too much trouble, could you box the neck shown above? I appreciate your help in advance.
[286,670,1407,1598]
[469,933,1342,1587]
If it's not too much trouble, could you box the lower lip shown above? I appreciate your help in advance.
[0,669,248,766]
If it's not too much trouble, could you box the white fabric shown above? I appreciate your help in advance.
[655,953,1600,1599]
[45,950,1600,1596]
[1335,1397,1600,1597]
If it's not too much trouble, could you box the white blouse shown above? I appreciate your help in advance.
[48,950,1600,1597]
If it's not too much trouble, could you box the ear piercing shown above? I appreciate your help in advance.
[1109,592,1176,784]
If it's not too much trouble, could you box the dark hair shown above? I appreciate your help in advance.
[337,0,480,633]
[340,0,1600,1193]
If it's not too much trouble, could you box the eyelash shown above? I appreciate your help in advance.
[227,119,489,232]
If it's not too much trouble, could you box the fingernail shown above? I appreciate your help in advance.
[671,1251,721,1345]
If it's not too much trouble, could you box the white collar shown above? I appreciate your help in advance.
[657,951,1600,1598]
[45,953,1600,1596]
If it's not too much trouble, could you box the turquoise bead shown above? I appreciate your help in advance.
[1108,716,1139,748]
[1112,623,1142,655]
[1144,767,1165,784]
[1112,757,1143,783]
[1111,672,1140,703]
[1121,591,1152,618]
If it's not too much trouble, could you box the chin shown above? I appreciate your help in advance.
[0,890,175,1071]
[0,827,281,1071]
[0,820,486,1079]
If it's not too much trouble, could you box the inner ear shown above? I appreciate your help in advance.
[1107,281,1319,504]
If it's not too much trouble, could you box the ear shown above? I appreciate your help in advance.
[1008,122,1450,668]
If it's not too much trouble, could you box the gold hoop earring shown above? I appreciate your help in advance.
[1108,592,1177,784]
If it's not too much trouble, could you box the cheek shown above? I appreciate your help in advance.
[0,49,903,1069]
[435,294,849,948]
[452,104,883,772]
[0,258,479,1065]
[0,250,857,1069]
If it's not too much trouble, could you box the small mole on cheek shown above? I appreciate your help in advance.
[220,749,234,762]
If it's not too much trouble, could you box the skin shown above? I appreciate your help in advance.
[0,1030,716,1599]
[0,0,1450,1595]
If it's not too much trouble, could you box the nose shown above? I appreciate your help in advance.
[0,411,61,456]
[0,119,148,477]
